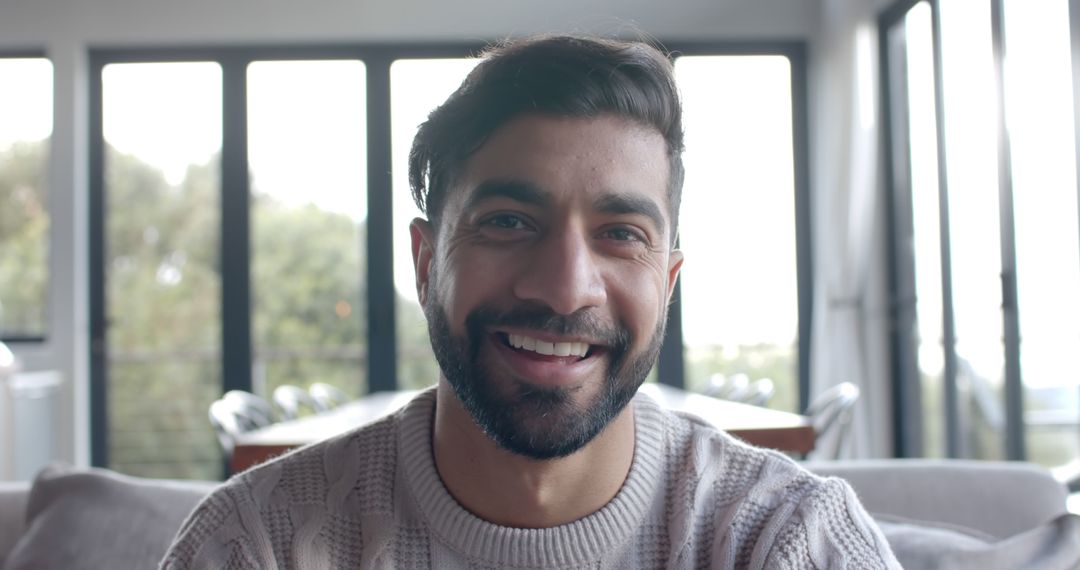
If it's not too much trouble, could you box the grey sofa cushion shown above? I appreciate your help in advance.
[3,464,216,570]
[878,513,1080,570]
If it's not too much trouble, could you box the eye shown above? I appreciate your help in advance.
[477,212,535,236]
[600,226,647,244]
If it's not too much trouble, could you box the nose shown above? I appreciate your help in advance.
[512,226,607,315]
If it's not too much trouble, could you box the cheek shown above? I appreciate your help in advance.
[432,250,514,323]
[607,266,670,337]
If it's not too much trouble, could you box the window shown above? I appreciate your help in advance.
[675,55,801,411]
[0,56,52,341]
[1001,0,1080,469]
[101,62,223,478]
[248,60,367,402]
[882,0,1080,469]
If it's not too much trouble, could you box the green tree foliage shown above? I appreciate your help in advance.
[106,147,220,351]
[397,296,440,390]
[99,145,424,480]
[251,195,366,400]
[105,147,222,479]
[0,140,49,336]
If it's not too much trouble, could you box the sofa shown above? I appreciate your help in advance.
[1,460,1077,569]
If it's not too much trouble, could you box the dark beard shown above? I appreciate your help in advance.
[424,300,666,460]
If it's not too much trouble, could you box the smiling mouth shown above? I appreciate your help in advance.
[497,332,597,359]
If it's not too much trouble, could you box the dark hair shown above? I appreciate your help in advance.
[408,34,685,241]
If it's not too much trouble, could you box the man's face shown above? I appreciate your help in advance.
[411,113,683,459]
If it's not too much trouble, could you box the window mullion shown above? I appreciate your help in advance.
[88,54,108,467]
[1070,1,1080,314]
[790,45,813,413]
[880,12,924,458]
[990,0,1026,462]
[221,55,253,394]
[367,55,396,393]
[929,0,963,459]
[657,273,685,389]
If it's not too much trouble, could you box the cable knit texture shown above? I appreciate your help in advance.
[161,388,899,569]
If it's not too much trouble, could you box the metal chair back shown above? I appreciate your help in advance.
[805,382,860,460]
[308,382,349,412]
[222,390,276,426]
[273,384,321,420]
[742,378,776,407]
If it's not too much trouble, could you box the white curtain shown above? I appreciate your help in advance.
[809,0,894,458]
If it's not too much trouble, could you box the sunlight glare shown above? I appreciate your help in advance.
[102,62,222,186]
[0,59,53,149]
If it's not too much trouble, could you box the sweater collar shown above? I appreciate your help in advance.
[398,387,668,567]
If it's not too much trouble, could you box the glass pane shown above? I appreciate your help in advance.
[939,0,1005,459]
[390,58,479,390]
[675,56,799,411]
[103,62,222,479]
[0,58,52,339]
[1002,0,1080,470]
[902,2,947,458]
[248,60,367,403]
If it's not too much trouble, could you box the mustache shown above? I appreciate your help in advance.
[463,304,631,350]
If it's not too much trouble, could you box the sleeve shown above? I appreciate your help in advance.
[159,486,265,570]
[761,477,902,570]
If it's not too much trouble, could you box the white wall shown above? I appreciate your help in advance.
[0,0,900,469]
[0,0,817,45]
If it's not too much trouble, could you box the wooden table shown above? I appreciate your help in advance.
[231,384,815,473]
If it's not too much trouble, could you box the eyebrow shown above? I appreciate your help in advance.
[593,193,667,235]
[463,179,550,211]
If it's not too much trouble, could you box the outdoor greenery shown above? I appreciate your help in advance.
[99,144,443,480]
[0,138,439,480]
[104,146,222,479]
[685,342,797,413]
[0,141,49,337]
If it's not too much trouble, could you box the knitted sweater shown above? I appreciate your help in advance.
[161,388,899,569]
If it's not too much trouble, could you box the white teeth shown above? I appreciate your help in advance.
[508,334,588,357]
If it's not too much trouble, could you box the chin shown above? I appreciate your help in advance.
[426,299,663,460]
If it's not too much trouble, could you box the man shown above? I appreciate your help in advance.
[162,35,899,568]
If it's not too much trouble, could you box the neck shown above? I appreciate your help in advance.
[432,381,636,528]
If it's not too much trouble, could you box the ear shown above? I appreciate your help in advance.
[665,249,684,305]
[410,218,436,307]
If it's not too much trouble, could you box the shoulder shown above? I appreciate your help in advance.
[644,402,896,568]
[761,474,899,568]
[160,410,404,568]
[159,478,264,568]
[648,397,788,505]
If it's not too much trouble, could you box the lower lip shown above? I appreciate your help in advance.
[488,334,602,388]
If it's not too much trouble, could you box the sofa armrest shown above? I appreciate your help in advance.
[0,481,31,567]
[805,459,1068,539]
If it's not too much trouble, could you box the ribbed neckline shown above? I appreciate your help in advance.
[398,387,667,568]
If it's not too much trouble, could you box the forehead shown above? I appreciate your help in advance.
[449,114,672,226]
